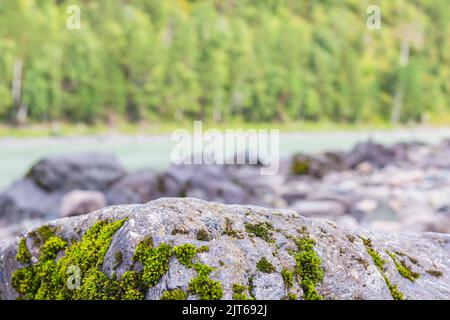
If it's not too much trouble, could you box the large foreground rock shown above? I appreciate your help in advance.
[0,198,449,300]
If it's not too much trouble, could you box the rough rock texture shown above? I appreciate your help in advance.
[1,198,449,300]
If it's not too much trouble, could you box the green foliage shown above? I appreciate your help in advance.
[286,292,297,300]
[1,1,447,125]
[386,251,420,282]
[173,244,197,268]
[29,225,56,246]
[222,218,241,238]
[161,289,187,300]
[198,246,209,253]
[245,222,274,242]
[293,237,324,300]
[281,268,294,289]
[196,229,212,241]
[113,251,123,270]
[256,257,276,274]
[11,218,135,300]
[188,263,223,300]
[232,283,252,300]
[135,242,173,288]
[38,236,67,261]
[16,238,31,264]
[361,238,405,300]
[12,218,227,300]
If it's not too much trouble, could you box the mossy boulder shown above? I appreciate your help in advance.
[0,198,449,300]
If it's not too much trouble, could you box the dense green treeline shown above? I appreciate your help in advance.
[0,0,448,125]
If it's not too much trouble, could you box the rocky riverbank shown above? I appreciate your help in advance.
[0,198,449,300]
[1,139,450,240]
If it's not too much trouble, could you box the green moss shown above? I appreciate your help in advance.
[12,218,135,300]
[293,237,323,300]
[296,226,309,235]
[248,275,255,299]
[386,251,420,282]
[188,263,223,300]
[173,244,197,269]
[119,271,145,300]
[291,158,311,175]
[197,245,209,253]
[16,238,31,264]
[132,236,153,263]
[12,219,224,301]
[30,225,56,246]
[361,238,385,269]
[113,251,123,270]
[171,228,189,236]
[281,268,294,289]
[361,238,404,300]
[38,236,67,261]
[196,229,212,241]
[245,222,274,242]
[287,292,297,300]
[137,242,173,288]
[222,218,242,238]
[256,257,276,273]
[160,289,187,300]
[232,283,252,300]
[426,269,443,277]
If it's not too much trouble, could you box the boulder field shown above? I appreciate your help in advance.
[0,198,448,300]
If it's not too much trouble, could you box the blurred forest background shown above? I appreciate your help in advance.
[0,0,448,128]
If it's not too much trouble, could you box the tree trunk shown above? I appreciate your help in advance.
[391,39,409,124]
[12,59,28,124]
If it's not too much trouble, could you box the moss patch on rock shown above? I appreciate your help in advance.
[196,229,212,241]
[361,238,405,300]
[188,263,223,300]
[160,289,187,300]
[12,218,225,300]
[222,218,242,238]
[245,222,274,242]
[232,283,253,300]
[256,257,275,273]
[293,237,324,300]
[12,218,138,300]
[173,244,197,268]
[386,251,420,282]
[16,238,31,264]
[281,268,294,289]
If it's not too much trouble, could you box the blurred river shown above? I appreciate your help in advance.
[1,127,450,190]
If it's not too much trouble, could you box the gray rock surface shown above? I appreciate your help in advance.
[0,179,62,223]
[60,190,106,218]
[0,153,125,225]
[27,153,125,193]
[1,198,449,300]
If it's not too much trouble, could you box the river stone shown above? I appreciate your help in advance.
[0,198,449,300]
[27,153,125,193]
[0,179,62,223]
[60,190,106,218]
